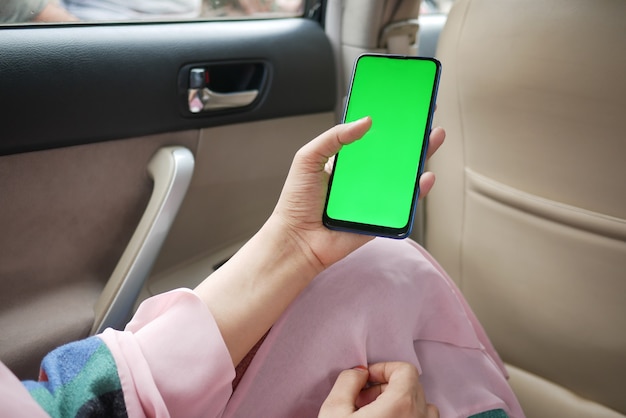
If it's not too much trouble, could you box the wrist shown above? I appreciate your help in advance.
[262,213,326,280]
[193,214,323,365]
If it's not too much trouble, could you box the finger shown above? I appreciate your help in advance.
[426,127,445,160]
[365,362,430,415]
[367,362,419,386]
[300,116,372,166]
[319,366,370,416]
[324,155,335,175]
[366,362,426,406]
[418,171,436,200]
[354,382,385,409]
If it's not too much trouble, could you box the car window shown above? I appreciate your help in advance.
[420,0,454,15]
[0,0,305,24]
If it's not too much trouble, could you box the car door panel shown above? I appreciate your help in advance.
[146,112,335,288]
[0,130,199,378]
[0,18,335,155]
[0,16,336,379]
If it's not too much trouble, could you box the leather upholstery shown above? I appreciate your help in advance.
[425,0,626,416]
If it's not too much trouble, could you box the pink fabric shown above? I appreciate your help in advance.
[0,238,523,417]
[223,238,524,418]
[100,289,235,418]
[0,362,50,418]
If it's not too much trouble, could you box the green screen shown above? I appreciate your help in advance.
[325,55,439,235]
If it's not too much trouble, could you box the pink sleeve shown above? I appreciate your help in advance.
[0,362,49,418]
[100,288,235,418]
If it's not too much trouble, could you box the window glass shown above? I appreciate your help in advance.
[420,0,454,15]
[0,0,304,24]
[203,0,304,18]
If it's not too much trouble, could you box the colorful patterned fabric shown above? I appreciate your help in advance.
[22,336,127,418]
[471,409,509,418]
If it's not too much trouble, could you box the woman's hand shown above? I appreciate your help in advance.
[319,362,439,418]
[195,119,444,365]
[272,117,446,273]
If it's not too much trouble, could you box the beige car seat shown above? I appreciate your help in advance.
[424,0,626,416]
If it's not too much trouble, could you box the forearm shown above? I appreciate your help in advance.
[194,215,322,366]
[194,118,376,366]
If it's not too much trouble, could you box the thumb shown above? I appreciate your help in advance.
[319,366,369,417]
[298,116,372,168]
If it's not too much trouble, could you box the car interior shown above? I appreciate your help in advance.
[0,0,624,416]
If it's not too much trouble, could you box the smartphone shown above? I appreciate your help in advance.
[323,54,441,239]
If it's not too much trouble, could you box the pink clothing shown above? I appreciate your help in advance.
[0,362,50,417]
[224,238,523,417]
[100,290,234,417]
[0,238,524,417]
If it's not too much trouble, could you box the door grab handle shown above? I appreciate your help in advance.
[92,146,194,333]
[189,87,258,113]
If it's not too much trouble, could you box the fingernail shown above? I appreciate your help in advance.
[348,116,370,124]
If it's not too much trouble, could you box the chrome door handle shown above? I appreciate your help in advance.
[189,87,259,113]
[187,66,262,113]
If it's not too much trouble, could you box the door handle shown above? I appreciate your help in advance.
[91,146,194,333]
[187,65,263,113]
[189,87,259,113]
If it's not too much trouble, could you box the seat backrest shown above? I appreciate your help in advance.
[424,0,626,416]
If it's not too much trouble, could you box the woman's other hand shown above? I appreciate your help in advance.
[319,362,439,418]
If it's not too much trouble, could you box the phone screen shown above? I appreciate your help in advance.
[323,54,441,238]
